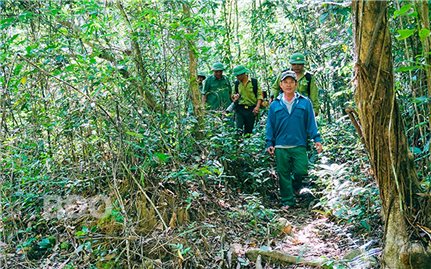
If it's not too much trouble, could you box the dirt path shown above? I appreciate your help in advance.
[210,191,380,268]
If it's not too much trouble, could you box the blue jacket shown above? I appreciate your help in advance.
[266,93,321,149]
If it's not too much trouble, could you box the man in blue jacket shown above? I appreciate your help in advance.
[266,70,323,210]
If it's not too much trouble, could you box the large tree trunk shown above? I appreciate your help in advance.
[352,1,431,268]
[416,1,431,161]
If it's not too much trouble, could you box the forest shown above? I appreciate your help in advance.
[1,0,430,268]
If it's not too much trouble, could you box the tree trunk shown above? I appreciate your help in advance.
[352,1,431,268]
[182,3,204,135]
[117,1,157,111]
[222,0,233,66]
[416,1,431,161]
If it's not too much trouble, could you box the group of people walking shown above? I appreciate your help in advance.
[198,52,323,210]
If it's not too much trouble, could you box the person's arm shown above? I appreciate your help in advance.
[266,104,276,155]
[305,100,322,147]
[230,80,238,101]
[309,77,320,116]
[253,82,264,114]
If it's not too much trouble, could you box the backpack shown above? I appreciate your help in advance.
[280,69,312,97]
[235,78,258,98]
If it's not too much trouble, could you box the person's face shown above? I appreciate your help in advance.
[213,70,223,79]
[197,76,205,84]
[291,63,304,73]
[236,73,246,81]
[279,77,297,94]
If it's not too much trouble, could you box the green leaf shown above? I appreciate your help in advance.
[360,220,371,231]
[396,29,415,40]
[395,65,421,72]
[8,34,20,45]
[58,27,68,35]
[60,241,70,250]
[0,17,16,29]
[410,147,422,155]
[125,131,144,139]
[64,64,76,72]
[14,64,24,75]
[419,28,430,40]
[319,13,329,23]
[393,4,412,18]
[154,152,170,163]
[38,237,55,249]
[75,226,89,237]
[413,96,428,104]
[50,8,60,15]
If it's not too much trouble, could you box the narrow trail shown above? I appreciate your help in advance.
[206,162,382,268]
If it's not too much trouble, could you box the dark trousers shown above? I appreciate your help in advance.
[235,105,256,135]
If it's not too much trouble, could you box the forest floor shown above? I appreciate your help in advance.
[0,181,382,269]
[1,128,383,268]
[188,183,382,269]
[0,164,383,269]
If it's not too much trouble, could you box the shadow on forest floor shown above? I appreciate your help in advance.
[201,187,382,269]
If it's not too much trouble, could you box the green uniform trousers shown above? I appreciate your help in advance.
[275,146,308,206]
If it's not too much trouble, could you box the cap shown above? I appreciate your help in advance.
[212,62,225,71]
[280,70,297,81]
[232,65,248,76]
[197,72,206,78]
[289,52,306,64]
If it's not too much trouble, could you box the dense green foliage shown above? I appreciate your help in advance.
[1,0,430,268]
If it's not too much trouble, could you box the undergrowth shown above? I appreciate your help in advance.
[0,111,386,268]
[311,115,382,238]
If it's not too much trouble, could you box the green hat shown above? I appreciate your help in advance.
[212,62,225,71]
[197,72,206,78]
[232,65,248,76]
[289,52,306,64]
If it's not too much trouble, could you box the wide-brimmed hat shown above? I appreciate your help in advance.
[212,62,225,71]
[289,52,306,64]
[197,72,206,78]
[232,65,249,76]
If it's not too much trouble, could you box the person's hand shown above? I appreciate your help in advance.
[253,106,260,115]
[267,146,275,156]
[232,93,240,102]
[315,142,323,154]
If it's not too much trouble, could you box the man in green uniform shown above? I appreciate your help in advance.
[202,62,232,111]
[231,65,263,135]
[270,53,319,115]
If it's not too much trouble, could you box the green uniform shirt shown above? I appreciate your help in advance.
[271,71,320,113]
[236,77,263,106]
[202,75,232,110]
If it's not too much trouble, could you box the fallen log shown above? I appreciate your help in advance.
[246,249,326,267]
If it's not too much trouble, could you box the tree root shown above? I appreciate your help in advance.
[246,249,326,267]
